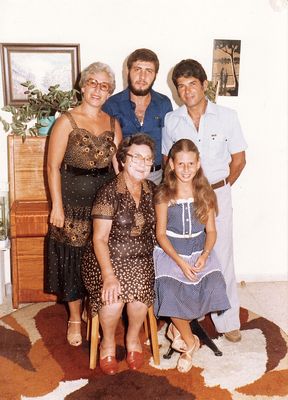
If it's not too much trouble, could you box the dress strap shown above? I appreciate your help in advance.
[64,111,78,130]
[110,116,115,132]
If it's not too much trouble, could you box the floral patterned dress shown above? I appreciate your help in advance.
[81,172,155,316]
[44,112,116,301]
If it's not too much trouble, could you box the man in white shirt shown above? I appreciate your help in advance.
[162,59,247,342]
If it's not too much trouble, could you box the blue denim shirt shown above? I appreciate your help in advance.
[103,88,173,166]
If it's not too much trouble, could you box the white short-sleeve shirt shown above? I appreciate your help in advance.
[162,100,248,183]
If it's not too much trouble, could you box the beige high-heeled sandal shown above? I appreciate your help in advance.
[166,323,187,352]
[67,321,82,347]
[177,334,200,373]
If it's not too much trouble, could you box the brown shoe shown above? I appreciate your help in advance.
[224,329,242,342]
[99,356,118,375]
[126,351,144,370]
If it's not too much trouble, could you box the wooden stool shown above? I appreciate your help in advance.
[87,305,160,369]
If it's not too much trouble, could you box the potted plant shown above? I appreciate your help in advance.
[205,80,220,103]
[0,81,79,140]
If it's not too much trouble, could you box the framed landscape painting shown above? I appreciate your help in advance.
[0,43,80,105]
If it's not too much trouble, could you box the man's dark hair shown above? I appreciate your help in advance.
[172,59,207,87]
[127,48,159,73]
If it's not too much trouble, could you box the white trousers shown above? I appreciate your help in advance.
[210,183,241,333]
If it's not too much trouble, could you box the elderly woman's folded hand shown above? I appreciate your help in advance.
[101,275,121,304]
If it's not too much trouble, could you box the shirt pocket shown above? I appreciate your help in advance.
[145,115,163,130]
[207,132,228,159]
[154,115,164,128]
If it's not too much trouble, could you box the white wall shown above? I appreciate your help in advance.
[0,0,287,281]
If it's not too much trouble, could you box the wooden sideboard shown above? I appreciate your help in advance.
[8,135,56,307]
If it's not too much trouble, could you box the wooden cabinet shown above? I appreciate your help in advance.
[8,135,56,307]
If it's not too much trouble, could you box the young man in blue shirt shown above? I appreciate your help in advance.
[103,48,173,184]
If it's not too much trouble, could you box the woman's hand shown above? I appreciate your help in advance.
[193,253,208,272]
[101,275,121,305]
[93,219,119,305]
[50,205,65,227]
[179,261,198,282]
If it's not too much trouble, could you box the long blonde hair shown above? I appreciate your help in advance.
[154,139,218,224]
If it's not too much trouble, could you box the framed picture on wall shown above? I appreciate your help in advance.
[212,39,241,97]
[0,43,81,105]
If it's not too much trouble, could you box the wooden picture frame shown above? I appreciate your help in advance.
[1,43,81,105]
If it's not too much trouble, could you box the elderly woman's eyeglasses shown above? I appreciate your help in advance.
[127,153,154,166]
[85,78,110,92]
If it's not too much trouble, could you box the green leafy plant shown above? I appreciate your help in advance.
[205,80,219,103]
[0,81,79,140]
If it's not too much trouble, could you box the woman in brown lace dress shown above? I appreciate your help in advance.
[81,134,155,375]
[44,62,122,347]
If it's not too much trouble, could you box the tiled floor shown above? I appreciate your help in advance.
[0,281,287,334]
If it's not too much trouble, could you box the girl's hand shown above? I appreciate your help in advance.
[180,261,198,282]
[50,205,65,227]
[194,254,208,271]
[101,275,121,305]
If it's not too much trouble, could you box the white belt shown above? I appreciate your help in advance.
[166,230,203,239]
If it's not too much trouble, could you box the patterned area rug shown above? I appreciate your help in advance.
[0,303,287,400]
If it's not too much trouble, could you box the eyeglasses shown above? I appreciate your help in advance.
[127,153,154,166]
[85,78,110,92]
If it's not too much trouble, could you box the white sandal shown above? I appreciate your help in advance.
[177,335,200,373]
[166,323,187,352]
[67,321,82,347]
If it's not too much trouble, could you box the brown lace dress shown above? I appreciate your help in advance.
[81,172,156,316]
[44,112,116,302]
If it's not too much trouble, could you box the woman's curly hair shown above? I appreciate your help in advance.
[116,133,155,171]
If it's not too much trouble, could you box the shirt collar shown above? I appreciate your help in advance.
[121,88,131,101]
[116,171,151,194]
[205,99,217,115]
